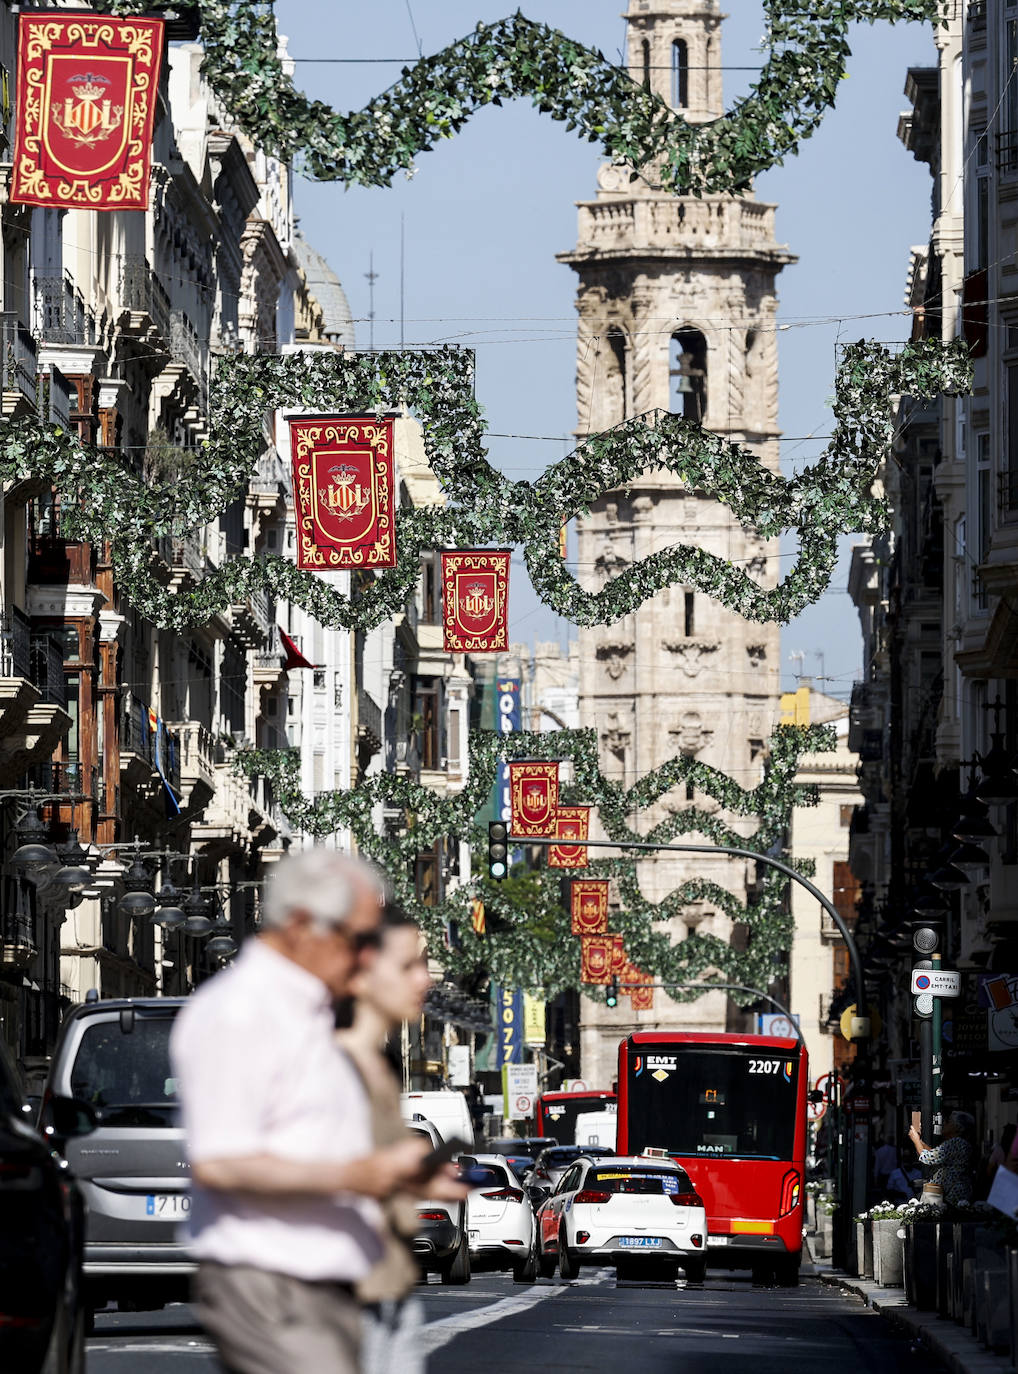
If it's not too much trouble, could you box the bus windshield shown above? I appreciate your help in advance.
[626,1045,799,1161]
[539,1094,614,1145]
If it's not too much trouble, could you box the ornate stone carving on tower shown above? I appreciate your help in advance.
[558,0,796,1086]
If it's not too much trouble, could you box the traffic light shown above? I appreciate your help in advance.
[912,919,941,1018]
[487,821,508,881]
[606,976,619,1008]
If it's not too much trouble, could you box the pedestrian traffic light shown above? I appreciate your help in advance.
[606,977,619,1008]
[487,821,508,880]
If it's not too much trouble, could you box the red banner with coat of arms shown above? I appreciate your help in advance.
[580,935,614,986]
[622,963,655,1010]
[548,806,590,869]
[507,760,559,837]
[288,417,396,570]
[441,550,510,653]
[11,13,164,211]
[570,879,609,935]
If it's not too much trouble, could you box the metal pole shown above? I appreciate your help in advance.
[625,979,807,1047]
[509,834,867,1014]
[931,951,943,1137]
[919,1015,934,1145]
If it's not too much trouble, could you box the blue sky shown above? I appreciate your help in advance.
[274,1,937,698]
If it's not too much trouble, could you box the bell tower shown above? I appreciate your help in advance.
[559,0,797,1086]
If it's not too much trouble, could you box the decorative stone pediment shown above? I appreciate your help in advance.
[595,640,633,680]
[669,711,712,756]
[594,540,629,578]
[661,639,720,677]
[600,712,631,758]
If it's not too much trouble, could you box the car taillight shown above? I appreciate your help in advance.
[574,1189,612,1204]
[481,1189,524,1203]
[779,1169,801,1217]
[536,1167,549,1178]
[0,1159,42,1190]
[417,1210,447,1221]
[670,1191,704,1208]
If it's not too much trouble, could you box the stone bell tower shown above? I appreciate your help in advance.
[558,0,796,1087]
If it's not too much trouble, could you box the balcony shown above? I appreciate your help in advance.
[0,611,70,783]
[357,688,383,761]
[169,309,207,405]
[34,275,96,347]
[230,586,271,650]
[1,312,38,416]
[1,607,32,680]
[24,761,98,799]
[29,633,66,709]
[253,625,287,690]
[172,719,219,810]
[191,762,277,858]
[39,365,72,428]
[120,700,179,796]
[156,529,208,590]
[118,256,171,349]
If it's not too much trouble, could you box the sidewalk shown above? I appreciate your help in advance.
[808,1245,1013,1374]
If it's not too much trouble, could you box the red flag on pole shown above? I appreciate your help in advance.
[288,417,396,570]
[11,13,164,211]
[278,627,316,671]
[580,935,614,986]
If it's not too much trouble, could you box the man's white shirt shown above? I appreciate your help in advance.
[172,940,383,1281]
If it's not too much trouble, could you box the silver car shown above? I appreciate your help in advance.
[40,998,191,1319]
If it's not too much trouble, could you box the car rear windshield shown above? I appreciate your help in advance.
[592,1168,692,1195]
[468,1165,510,1190]
[69,1016,178,1126]
[544,1146,610,1167]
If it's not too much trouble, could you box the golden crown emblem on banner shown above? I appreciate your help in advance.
[463,582,494,618]
[53,71,123,144]
[319,464,370,519]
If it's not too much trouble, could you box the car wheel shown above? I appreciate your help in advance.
[67,1307,86,1374]
[774,1256,800,1288]
[513,1238,538,1284]
[440,1233,471,1286]
[558,1227,580,1281]
[683,1257,707,1285]
[538,1244,558,1279]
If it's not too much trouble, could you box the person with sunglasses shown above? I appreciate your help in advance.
[171,848,453,1374]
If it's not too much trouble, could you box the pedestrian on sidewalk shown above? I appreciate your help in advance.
[171,848,463,1374]
[338,904,436,1374]
[908,1111,976,1208]
[872,1136,898,1199]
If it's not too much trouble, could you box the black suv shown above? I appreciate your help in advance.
[0,1035,94,1372]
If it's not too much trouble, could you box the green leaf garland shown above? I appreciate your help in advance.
[236,723,833,998]
[1,339,971,631]
[111,2,948,197]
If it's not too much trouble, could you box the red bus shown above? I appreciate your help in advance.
[536,1090,616,1146]
[617,1032,807,1285]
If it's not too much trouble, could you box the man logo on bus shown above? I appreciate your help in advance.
[633,1056,643,1078]
[783,1061,793,1083]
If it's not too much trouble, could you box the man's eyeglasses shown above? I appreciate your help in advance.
[345,927,382,953]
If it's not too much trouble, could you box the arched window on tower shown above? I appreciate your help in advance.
[670,329,707,422]
[672,39,689,109]
[604,328,628,427]
[642,39,651,90]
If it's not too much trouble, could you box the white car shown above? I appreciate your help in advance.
[459,1153,538,1283]
[536,1152,708,1282]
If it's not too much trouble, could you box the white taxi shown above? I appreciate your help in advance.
[459,1153,538,1283]
[536,1152,707,1282]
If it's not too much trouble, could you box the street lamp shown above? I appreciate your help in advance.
[151,881,186,931]
[11,805,58,875]
[183,883,213,936]
[118,854,156,917]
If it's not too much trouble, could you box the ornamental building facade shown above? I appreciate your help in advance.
[559,0,795,1086]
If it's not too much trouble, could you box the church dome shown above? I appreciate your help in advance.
[294,231,356,349]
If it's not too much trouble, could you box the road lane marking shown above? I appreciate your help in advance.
[420,1285,566,1354]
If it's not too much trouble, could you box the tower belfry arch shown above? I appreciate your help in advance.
[557,0,797,1083]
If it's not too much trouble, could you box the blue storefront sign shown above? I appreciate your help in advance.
[493,984,524,1067]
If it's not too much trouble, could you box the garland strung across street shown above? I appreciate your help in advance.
[0,339,972,631]
[235,723,833,997]
[108,1,949,197]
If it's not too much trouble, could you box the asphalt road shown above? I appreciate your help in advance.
[85,1269,940,1372]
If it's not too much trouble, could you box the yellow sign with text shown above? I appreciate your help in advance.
[523,993,546,1046]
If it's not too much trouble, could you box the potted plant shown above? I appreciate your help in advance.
[854,1210,873,1279]
[814,1197,837,1261]
[870,1201,905,1287]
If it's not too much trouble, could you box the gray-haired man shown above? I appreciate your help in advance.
[171,849,463,1374]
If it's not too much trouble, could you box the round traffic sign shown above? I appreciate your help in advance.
[515,1095,534,1115]
[914,974,931,991]
[807,1098,827,1123]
